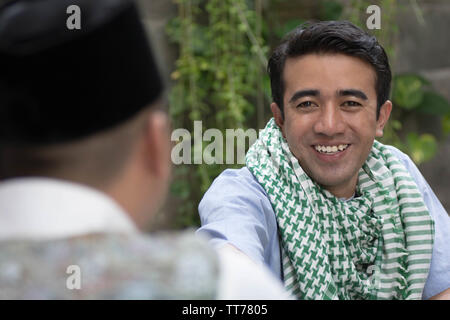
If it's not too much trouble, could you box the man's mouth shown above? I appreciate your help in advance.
[313,144,349,155]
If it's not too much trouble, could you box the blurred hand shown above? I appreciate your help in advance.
[429,288,450,300]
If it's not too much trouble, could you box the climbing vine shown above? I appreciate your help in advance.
[167,0,269,227]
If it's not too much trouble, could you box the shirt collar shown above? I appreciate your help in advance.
[341,193,356,202]
[0,177,138,241]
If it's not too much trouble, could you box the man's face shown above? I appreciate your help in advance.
[272,53,391,198]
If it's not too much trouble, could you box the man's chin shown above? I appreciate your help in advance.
[304,169,358,195]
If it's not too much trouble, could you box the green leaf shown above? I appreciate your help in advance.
[389,119,402,131]
[392,74,427,110]
[263,74,272,101]
[443,115,450,136]
[415,91,450,116]
[275,19,305,39]
[406,133,437,165]
[320,0,343,21]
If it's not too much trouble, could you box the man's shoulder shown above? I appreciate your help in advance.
[212,167,258,183]
[384,144,412,164]
[383,144,425,184]
[0,231,220,299]
[199,167,271,215]
[206,167,268,198]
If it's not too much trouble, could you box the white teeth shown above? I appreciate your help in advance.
[314,144,348,154]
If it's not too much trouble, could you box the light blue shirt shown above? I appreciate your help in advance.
[197,146,450,299]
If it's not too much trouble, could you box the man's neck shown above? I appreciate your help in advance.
[321,175,358,199]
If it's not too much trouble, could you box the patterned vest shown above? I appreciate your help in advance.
[0,231,219,299]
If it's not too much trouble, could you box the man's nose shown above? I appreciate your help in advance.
[313,104,346,136]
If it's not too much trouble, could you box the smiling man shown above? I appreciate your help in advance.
[275,53,390,200]
[197,21,450,300]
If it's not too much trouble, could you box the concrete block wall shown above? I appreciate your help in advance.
[396,0,450,213]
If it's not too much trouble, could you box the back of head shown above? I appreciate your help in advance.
[0,0,164,184]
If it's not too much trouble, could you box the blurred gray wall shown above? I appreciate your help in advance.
[396,0,450,213]
[137,0,177,97]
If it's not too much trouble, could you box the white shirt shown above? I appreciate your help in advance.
[0,177,291,300]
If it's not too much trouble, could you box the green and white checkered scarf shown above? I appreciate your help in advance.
[246,118,434,300]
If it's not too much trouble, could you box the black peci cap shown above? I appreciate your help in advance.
[0,0,164,146]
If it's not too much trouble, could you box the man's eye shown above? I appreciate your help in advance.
[297,101,316,108]
[342,101,362,107]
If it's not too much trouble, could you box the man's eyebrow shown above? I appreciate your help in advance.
[288,90,320,104]
[338,89,368,100]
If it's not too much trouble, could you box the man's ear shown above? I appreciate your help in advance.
[375,100,392,138]
[270,102,285,134]
[144,110,171,180]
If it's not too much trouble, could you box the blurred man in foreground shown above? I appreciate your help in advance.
[0,0,289,299]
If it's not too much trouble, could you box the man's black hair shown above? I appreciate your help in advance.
[267,20,392,119]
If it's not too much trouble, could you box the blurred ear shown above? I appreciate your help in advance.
[270,102,285,137]
[375,100,392,137]
[144,110,171,181]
